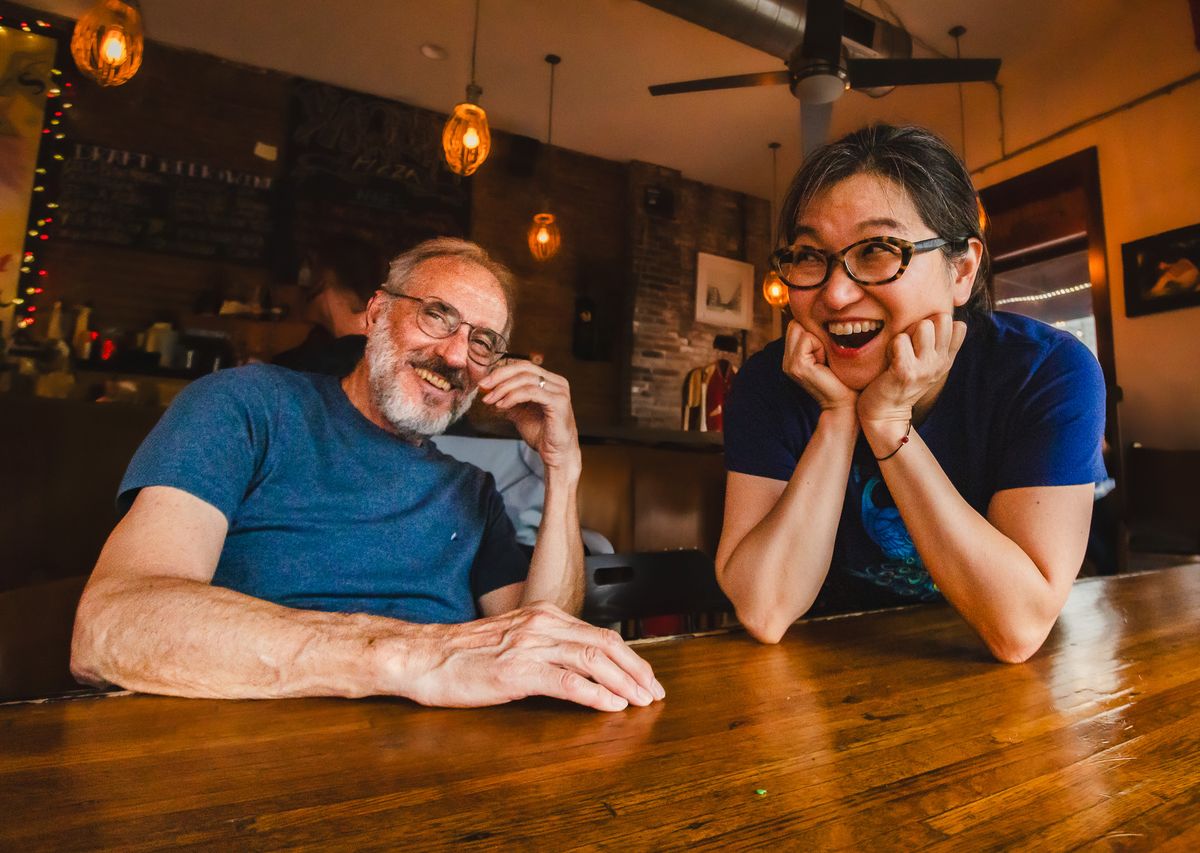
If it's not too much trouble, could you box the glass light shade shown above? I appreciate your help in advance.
[527,213,561,261]
[442,102,492,176]
[70,0,144,87]
[762,270,790,308]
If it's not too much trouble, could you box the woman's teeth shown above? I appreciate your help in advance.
[414,367,453,391]
[826,319,883,350]
[827,320,883,336]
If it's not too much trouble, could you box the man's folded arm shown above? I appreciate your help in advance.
[71,485,661,710]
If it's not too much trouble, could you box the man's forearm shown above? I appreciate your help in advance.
[522,466,585,613]
[71,575,412,699]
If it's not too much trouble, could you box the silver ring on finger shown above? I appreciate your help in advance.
[538,376,546,389]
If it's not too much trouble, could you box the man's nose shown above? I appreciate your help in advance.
[432,326,472,368]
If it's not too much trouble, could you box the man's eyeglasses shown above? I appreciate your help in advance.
[383,292,509,366]
[771,236,965,291]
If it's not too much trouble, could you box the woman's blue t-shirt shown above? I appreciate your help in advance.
[119,364,528,624]
[723,311,1107,615]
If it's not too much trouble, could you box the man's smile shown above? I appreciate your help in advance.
[413,365,456,392]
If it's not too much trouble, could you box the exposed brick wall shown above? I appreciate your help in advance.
[627,162,776,428]
[470,134,628,430]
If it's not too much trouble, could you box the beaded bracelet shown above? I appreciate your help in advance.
[874,421,912,462]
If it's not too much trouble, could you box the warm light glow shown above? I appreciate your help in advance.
[527,213,561,261]
[100,28,127,63]
[70,0,144,87]
[762,270,790,308]
[442,102,491,176]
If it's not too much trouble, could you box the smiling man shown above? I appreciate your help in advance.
[71,238,663,712]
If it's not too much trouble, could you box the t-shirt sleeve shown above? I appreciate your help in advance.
[724,348,815,482]
[117,369,275,521]
[469,473,530,600]
[995,337,1108,490]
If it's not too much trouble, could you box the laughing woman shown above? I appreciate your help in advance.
[717,124,1106,662]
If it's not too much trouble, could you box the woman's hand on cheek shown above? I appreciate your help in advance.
[783,321,858,414]
[857,313,967,427]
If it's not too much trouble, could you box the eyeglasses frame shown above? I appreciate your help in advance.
[771,235,966,291]
[379,290,510,366]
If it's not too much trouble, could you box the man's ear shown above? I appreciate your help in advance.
[951,238,984,307]
[364,291,388,332]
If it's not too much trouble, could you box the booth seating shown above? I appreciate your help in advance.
[1124,444,1200,557]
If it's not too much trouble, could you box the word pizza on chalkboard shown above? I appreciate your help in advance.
[57,143,275,265]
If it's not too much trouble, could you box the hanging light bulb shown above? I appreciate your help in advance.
[528,54,562,261]
[762,142,790,308]
[70,0,144,87]
[763,270,790,308]
[442,0,491,176]
[528,213,561,261]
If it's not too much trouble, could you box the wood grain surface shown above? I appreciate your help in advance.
[2,566,1198,850]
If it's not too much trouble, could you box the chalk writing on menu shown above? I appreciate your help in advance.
[57,143,274,264]
[285,81,469,251]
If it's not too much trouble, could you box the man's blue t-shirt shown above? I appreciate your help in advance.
[724,311,1107,615]
[118,365,529,624]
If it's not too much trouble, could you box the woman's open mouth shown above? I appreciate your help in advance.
[826,319,883,351]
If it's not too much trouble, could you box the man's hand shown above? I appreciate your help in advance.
[479,361,581,476]
[857,313,967,429]
[385,602,665,712]
[783,322,858,413]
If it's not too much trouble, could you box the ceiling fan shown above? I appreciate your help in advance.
[647,0,1001,156]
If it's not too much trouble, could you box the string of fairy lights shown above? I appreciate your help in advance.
[994,282,1091,307]
[0,13,75,332]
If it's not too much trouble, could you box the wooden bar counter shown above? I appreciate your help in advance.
[2,566,1198,850]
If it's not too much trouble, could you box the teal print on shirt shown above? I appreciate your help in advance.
[848,468,941,601]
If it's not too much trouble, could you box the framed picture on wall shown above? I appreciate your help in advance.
[1121,223,1200,317]
[695,252,754,329]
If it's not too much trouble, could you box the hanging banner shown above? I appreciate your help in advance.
[0,25,55,338]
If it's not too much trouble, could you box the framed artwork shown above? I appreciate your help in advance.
[1121,223,1200,317]
[695,252,754,329]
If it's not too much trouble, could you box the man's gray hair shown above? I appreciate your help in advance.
[382,238,517,334]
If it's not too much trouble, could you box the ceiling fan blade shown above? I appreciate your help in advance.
[800,101,833,158]
[846,57,1001,89]
[801,0,845,63]
[649,70,791,96]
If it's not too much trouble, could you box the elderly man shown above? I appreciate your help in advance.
[71,238,662,712]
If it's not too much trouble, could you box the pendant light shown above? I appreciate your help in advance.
[70,0,145,87]
[762,142,790,309]
[442,0,491,176]
[527,54,562,262]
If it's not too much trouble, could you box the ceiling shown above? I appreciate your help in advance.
[22,0,1199,201]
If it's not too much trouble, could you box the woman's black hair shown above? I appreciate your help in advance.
[778,124,991,314]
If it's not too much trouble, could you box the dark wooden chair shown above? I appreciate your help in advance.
[1124,445,1200,556]
[582,550,733,638]
[0,574,93,702]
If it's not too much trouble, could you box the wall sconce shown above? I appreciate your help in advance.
[442,0,491,176]
[528,54,562,261]
[70,0,144,87]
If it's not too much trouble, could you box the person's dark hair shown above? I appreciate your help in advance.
[779,124,991,313]
[304,234,389,309]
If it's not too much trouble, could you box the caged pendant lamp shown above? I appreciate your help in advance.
[527,54,562,262]
[70,0,145,87]
[442,0,491,176]
[762,141,790,309]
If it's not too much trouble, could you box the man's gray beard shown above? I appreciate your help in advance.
[365,311,477,439]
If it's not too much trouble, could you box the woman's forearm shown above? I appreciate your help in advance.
[864,423,1081,662]
[719,409,859,642]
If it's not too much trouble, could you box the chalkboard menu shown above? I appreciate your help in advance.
[282,81,469,256]
[57,143,275,264]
